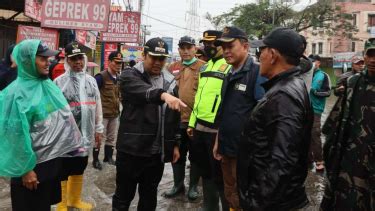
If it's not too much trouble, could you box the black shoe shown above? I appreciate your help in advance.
[104,157,116,165]
[93,160,102,170]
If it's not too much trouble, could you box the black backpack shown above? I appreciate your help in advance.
[313,71,331,97]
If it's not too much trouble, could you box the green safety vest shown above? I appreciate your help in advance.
[188,57,231,128]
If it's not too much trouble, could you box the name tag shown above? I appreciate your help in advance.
[235,83,247,92]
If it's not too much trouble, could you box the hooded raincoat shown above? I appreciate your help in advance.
[0,39,82,177]
[54,55,104,157]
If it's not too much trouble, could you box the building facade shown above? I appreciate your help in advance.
[303,0,375,57]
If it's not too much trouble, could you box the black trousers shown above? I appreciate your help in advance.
[112,152,164,211]
[11,158,63,211]
[175,127,191,165]
[60,156,88,181]
[189,130,224,187]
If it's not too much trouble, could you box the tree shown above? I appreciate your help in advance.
[206,0,357,39]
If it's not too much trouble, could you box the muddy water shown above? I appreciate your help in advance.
[0,96,337,211]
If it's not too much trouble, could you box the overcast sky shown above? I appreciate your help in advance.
[119,0,315,53]
[140,0,254,53]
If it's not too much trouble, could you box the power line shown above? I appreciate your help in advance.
[142,13,203,33]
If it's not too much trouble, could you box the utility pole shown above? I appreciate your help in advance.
[186,0,200,38]
[141,25,151,45]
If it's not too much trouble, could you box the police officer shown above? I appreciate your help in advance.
[213,26,265,210]
[188,30,230,211]
[164,36,206,200]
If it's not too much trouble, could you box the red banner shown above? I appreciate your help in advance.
[104,43,118,70]
[16,25,59,50]
[41,0,111,31]
[100,11,141,43]
[24,0,42,21]
[76,30,97,50]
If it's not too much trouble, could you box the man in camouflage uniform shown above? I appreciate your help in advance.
[321,38,375,211]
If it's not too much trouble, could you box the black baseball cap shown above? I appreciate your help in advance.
[108,51,124,62]
[144,37,170,57]
[309,55,321,62]
[178,36,195,46]
[214,26,248,46]
[200,30,222,43]
[65,42,85,58]
[251,27,305,58]
[36,42,59,57]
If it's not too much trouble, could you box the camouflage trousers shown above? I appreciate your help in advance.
[321,171,375,211]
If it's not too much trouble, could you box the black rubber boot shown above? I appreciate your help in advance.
[93,148,102,170]
[163,164,185,198]
[103,145,116,165]
[187,163,200,201]
[202,179,220,211]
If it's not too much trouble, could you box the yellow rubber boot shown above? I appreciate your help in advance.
[67,175,93,210]
[56,181,68,211]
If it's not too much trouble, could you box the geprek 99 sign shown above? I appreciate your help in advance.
[41,0,111,31]
[100,11,141,43]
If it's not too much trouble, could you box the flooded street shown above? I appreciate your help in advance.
[0,96,337,211]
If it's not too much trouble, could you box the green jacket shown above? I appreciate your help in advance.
[188,58,231,128]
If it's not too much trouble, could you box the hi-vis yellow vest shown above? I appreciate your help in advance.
[188,58,231,128]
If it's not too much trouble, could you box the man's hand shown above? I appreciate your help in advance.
[161,93,187,112]
[95,133,102,148]
[172,146,180,164]
[213,134,222,161]
[187,127,194,139]
[22,170,39,190]
[336,85,345,93]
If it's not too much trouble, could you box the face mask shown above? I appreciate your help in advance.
[204,46,218,60]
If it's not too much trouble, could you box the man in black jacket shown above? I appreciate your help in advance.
[238,27,314,210]
[113,37,185,211]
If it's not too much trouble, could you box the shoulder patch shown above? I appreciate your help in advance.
[219,64,229,72]
[200,64,208,72]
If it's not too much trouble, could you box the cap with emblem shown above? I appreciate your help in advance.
[214,26,248,46]
[178,36,195,46]
[65,42,85,58]
[144,37,170,57]
[364,38,375,55]
[200,30,223,43]
[251,27,305,58]
[108,51,124,62]
[36,42,59,57]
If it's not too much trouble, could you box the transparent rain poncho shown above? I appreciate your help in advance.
[54,55,104,157]
[0,39,82,177]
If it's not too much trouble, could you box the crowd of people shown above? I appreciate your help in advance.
[0,25,374,211]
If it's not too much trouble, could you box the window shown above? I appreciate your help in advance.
[352,42,356,52]
[353,14,357,26]
[312,43,316,55]
[318,42,323,55]
[368,14,375,27]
